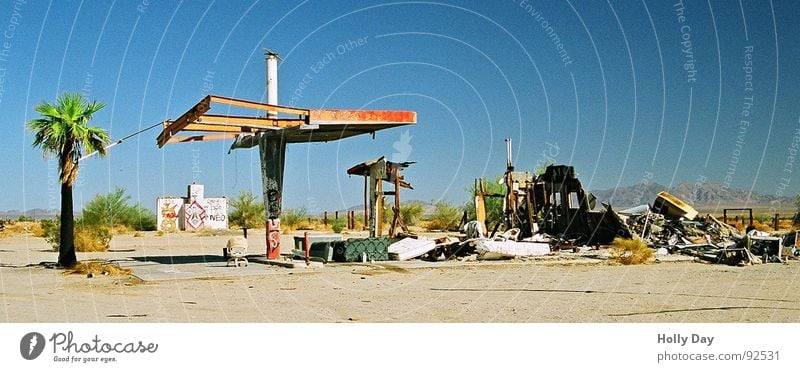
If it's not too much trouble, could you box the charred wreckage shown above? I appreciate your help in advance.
[391,139,800,265]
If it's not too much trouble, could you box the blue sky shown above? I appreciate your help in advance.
[1,0,799,214]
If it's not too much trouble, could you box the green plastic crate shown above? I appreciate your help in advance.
[332,237,390,262]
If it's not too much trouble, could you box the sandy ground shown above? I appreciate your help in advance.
[1,230,799,323]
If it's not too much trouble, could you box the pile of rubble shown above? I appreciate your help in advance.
[616,191,796,265]
[383,191,799,266]
[296,160,799,266]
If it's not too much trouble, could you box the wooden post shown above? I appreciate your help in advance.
[376,179,384,237]
[774,214,779,230]
[303,231,310,265]
[363,176,368,230]
[323,211,328,226]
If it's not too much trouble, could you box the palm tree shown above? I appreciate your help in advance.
[28,93,109,267]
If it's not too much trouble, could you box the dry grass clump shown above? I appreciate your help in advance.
[64,260,132,276]
[74,226,111,252]
[29,222,45,237]
[611,238,653,265]
[0,221,43,237]
[110,225,130,235]
[778,219,796,231]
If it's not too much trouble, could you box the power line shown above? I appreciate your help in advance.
[79,121,163,161]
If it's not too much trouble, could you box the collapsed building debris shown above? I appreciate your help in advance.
[616,192,799,266]
[305,137,800,266]
[473,139,630,246]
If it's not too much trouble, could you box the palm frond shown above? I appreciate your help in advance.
[27,92,109,184]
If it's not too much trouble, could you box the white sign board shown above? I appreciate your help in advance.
[188,184,204,203]
[157,197,185,232]
[204,197,228,229]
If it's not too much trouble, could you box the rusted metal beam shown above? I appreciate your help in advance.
[165,133,238,144]
[208,95,309,116]
[182,123,260,133]
[198,114,305,128]
[157,96,212,147]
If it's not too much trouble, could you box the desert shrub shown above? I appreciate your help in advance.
[125,204,157,231]
[80,187,129,227]
[754,212,772,224]
[45,216,112,252]
[281,207,309,230]
[331,217,346,233]
[80,187,156,231]
[228,191,265,229]
[74,224,112,252]
[41,218,60,250]
[17,215,34,222]
[400,202,425,226]
[426,201,463,231]
[611,238,653,265]
[380,203,392,225]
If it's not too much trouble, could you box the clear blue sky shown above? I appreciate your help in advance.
[1,0,799,214]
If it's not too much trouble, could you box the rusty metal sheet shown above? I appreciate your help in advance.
[309,109,416,124]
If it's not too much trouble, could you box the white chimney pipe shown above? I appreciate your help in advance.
[265,50,279,118]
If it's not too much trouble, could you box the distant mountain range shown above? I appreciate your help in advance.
[3,183,795,219]
[589,182,794,211]
[0,208,59,220]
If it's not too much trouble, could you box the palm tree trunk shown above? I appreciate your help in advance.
[58,182,77,267]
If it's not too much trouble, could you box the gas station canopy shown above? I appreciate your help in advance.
[157,94,416,147]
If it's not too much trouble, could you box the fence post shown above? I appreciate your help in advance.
[774,213,779,230]
[323,211,328,226]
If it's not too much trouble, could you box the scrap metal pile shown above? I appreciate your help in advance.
[408,159,798,265]
[615,191,796,265]
[299,139,798,265]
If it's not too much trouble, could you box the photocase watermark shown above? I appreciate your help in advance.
[512,0,572,68]
[0,0,26,106]
[391,130,413,163]
[19,332,45,360]
[306,196,320,216]
[690,174,707,205]
[19,331,159,364]
[191,148,201,183]
[630,171,654,206]
[721,45,755,193]
[201,69,214,95]
[189,70,214,183]
[136,0,150,14]
[74,72,95,188]
[673,0,697,84]
[535,141,559,172]
[288,36,369,106]
[47,158,58,210]
[770,127,800,215]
